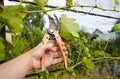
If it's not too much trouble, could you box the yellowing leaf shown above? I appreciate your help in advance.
[59,14,79,40]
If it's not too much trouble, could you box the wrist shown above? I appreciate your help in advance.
[24,51,33,70]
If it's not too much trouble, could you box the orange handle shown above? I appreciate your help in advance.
[40,33,49,71]
[53,31,67,69]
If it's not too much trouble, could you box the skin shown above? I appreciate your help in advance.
[0,42,67,79]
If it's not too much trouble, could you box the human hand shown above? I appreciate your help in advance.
[29,42,68,70]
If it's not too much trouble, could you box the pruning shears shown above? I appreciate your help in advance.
[40,15,67,71]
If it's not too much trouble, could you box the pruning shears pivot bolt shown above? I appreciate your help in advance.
[48,28,55,35]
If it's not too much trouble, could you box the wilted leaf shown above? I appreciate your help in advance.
[59,14,79,40]
[0,37,5,61]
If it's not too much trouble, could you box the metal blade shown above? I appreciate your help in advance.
[48,15,59,31]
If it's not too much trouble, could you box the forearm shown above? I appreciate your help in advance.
[0,52,32,79]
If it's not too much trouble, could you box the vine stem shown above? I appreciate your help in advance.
[70,56,120,69]
[8,0,120,12]
[104,41,108,52]
[8,0,120,19]
[93,57,120,61]
[27,6,68,13]
[71,61,82,69]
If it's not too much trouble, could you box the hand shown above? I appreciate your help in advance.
[29,42,68,70]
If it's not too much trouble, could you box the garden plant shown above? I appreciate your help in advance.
[0,0,120,79]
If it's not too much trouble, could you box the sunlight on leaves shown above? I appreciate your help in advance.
[0,5,28,33]
[59,14,79,40]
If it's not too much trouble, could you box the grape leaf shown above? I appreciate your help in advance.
[66,0,73,7]
[67,67,76,77]
[6,18,23,33]
[93,50,105,57]
[59,14,79,40]
[34,0,48,9]
[0,5,28,33]
[82,57,94,70]
[20,0,26,3]
[113,23,120,31]
[114,0,119,5]
[0,37,5,61]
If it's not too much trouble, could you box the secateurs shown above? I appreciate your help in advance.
[40,15,67,71]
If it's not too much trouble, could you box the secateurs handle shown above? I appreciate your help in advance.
[40,29,67,71]
[40,33,49,71]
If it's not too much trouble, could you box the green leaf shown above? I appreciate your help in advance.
[20,0,26,3]
[59,14,79,40]
[0,5,28,33]
[67,67,76,77]
[57,73,64,79]
[12,36,29,57]
[0,37,5,61]
[82,57,94,70]
[0,22,5,30]
[7,18,23,33]
[114,0,119,5]
[113,23,120,31]
[34,0,48,9]
[66,0,73,7]
[93,50,105,57]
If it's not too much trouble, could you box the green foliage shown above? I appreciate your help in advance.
[34,0,48,10]
[24,4,44,30]
[92,50,106,57]
[67,31,119,71]
[0,1,119,78]
[67,67,76,77]
[59,14,79,40]
[12,36,30,57]
[114,0,120,6]
[0,37,5,61]
[21,27,43,48]
[20,0,26,3]
[57,72,64,79]
[66,0,73,7]
[82,57,94,70]
[0,5,28,33]
[113,23,120,31]
[40,70,54,79]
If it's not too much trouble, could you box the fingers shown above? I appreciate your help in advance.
[52,45,68,57]
[53,51,68,57]
[52,58,63,65]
